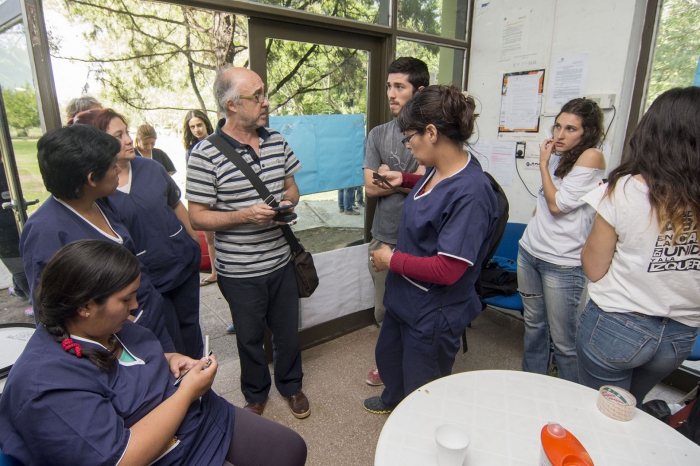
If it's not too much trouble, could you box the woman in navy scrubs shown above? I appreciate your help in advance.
[0,240,307,466]
[19,125,174,352]
[363,85,499,414]
[75,108,203,359]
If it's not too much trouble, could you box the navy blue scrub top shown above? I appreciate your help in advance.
[109,157,200,292]
[19,196,175,352]
[384,155,498,339]
[0,321,233,466]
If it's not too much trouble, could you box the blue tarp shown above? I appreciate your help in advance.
[269,114,365,195]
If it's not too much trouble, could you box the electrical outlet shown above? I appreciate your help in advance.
[515,142,526,159]
[584,94,616,109]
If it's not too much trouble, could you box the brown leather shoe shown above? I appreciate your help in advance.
[286,391,310,419]
[243,401,266,416]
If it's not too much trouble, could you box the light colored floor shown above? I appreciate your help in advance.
[0,280,691,466]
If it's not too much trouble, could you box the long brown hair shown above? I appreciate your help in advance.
[182,110,214,150]
[606,87,700,240]
[553,98,604,179]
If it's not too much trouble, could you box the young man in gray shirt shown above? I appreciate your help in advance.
[362,57,429,386]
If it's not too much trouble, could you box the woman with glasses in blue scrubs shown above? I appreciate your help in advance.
[363,85,499,414]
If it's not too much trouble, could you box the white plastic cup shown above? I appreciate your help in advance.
[435,423,470,466]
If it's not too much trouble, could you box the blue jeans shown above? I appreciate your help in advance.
[518,246,585,382]
[337,188,356,211]
[577,300,699,405]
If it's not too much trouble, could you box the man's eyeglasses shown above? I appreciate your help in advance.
[401,129,424,147]
[239,93,268,104]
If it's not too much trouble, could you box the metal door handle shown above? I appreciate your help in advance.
[2,199,40,210]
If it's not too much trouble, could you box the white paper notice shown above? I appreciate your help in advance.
[523,143,540,171]
[547,53,589,111]
[503,73,540,130]
[471,142,515,186]
[500,13,529,61]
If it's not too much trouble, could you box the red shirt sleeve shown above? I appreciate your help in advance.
[401,172,423,189]
[390,250,469,286]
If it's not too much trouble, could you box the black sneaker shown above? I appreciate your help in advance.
[363,396,393,414]
[226,323,236,334]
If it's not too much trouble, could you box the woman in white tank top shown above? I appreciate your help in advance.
[577,87,700,404]
[519,98,606,382]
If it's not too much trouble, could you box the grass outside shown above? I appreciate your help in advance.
[9,138,47,216]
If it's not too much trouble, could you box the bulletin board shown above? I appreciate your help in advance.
[498,69,545,133]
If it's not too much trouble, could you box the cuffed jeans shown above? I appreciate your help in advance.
[518,246,585,382]
[577,300,699,405]
[337,188,357,211]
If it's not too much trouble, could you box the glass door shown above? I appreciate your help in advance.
[0,18,48,297]
[249,18,385,253]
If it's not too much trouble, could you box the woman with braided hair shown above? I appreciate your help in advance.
[363,85,499,414]
[0,240,307,466]
[518,98,606,383]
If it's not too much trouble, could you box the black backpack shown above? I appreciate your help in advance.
[474,172,511,300]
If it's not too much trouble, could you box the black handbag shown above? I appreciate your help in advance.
[206,134,319,297]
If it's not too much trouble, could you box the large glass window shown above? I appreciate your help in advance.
[398,0,468,40]
[266,38,370,252]
[397,38,465,86]
[645,0,700,109]
[248,0,390,25]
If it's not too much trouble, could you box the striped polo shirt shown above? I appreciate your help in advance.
[186,120,301,278]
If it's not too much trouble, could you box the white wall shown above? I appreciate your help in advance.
[467,0,648,223]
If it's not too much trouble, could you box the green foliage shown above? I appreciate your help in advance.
[47,0,445,124]
[2,86,40,135]
[266,40,368,116]
[47,0,247,125]
[259,0,381,23]
[646,0,700,107]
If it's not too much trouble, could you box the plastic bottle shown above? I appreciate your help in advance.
[539,422,594,466]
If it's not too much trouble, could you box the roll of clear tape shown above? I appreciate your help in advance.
[597,385,636,421]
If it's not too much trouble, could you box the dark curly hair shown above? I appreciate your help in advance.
[397,85,476,146]
[606,86,700,241]
[183,110,214,151]
[552,98,604,179]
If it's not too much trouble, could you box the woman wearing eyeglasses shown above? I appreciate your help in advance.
[363,85,499,414]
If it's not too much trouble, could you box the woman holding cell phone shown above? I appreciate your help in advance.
[363,85,499,414]
[0,240,307,466]
[518,98,606,382]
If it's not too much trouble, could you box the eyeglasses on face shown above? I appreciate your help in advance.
[239,93,269,104]
[401,129,424,147]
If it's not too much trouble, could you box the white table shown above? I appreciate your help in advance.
[375,370,700,466]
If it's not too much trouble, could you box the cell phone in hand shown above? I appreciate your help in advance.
[372,172,402,194]
[271,203,297,211]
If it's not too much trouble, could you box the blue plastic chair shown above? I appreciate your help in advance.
[688,335,700,361]
[481,222,527,312]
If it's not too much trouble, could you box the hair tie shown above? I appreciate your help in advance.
[62,338,83,358]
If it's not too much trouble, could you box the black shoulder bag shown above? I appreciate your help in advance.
[206,133,319,297]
